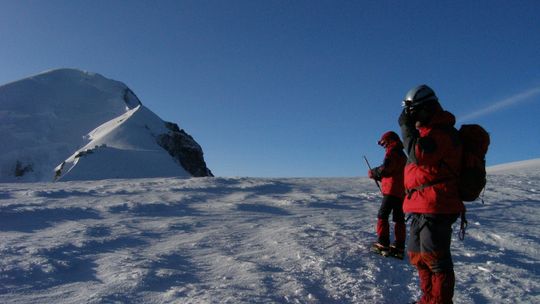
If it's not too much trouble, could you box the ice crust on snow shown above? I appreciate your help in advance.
[0,159,539,303]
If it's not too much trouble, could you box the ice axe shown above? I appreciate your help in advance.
[363,155,382,194]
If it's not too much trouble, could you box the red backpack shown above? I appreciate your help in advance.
[458,124,490,202]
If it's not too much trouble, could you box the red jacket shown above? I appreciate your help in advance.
[400,110,465,214]
[372,142,407,199]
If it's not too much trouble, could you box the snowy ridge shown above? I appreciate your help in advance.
[55,105,190,181]
[0,69,138,181]
[487,158,540,174]
[0,163,538,303]
[0,68,210,182]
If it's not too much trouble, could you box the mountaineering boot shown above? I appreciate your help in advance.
[371,242,390,256]
[389,243,405,260]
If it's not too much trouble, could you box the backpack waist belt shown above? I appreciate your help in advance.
[405,178,452,199]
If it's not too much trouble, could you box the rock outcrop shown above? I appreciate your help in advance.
[157,122,213,177]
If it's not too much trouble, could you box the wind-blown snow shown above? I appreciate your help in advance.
[0,160,538,303]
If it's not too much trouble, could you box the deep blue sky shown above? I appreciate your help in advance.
[1,1,539,177]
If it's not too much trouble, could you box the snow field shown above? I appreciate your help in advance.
[1,166,539,303]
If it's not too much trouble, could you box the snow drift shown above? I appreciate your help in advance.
[0,69,212,182]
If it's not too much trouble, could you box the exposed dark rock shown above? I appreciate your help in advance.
[164,122,181,133]
[74,145,107,159]
[15,161,33,177]
[123,88,142,109]
[157,122,213,177]
[54,162,65,181]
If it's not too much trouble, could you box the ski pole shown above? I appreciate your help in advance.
[363,155,382,194]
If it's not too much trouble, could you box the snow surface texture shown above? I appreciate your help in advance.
[0,69,211,182]
[0,160,538,303]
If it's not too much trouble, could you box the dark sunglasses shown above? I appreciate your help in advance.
[401,100,412,108]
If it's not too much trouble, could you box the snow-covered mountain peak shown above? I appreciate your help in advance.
[29,68,105,83]
[0,69,212,182]
[3,68,141,111]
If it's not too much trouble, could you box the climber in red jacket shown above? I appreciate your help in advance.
[368,131,407,258]
[399,84,464,304]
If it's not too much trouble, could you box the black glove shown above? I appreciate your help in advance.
[398,108,415,127]
[369,169,382,181]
